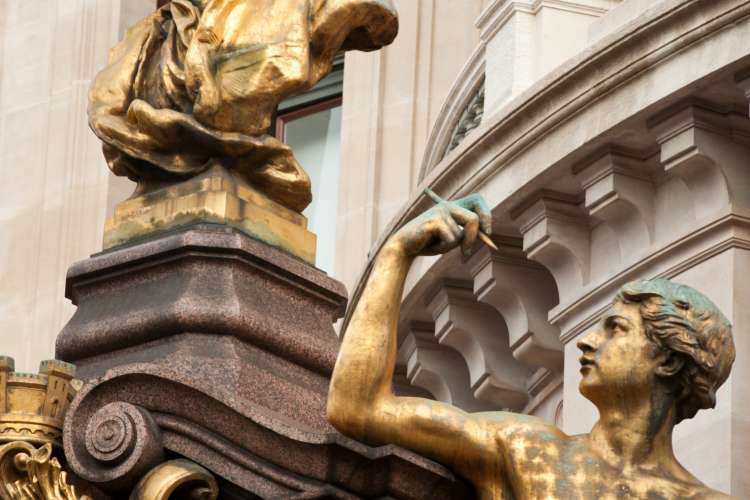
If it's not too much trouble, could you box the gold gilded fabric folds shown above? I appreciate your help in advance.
[89,0,398,213]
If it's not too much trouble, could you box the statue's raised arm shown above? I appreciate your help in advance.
[328,193,736,499]
[327,194,519,498]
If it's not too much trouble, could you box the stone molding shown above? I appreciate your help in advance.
[476,0,616,43]
[344,0,750,336]
[419,47,487,183]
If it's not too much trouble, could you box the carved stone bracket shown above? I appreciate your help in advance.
[575,149,656,262]
[399,323,496,412]
[426,284,530,411]
[470,246,563,373]
[512,192,590,305]
[649,101,750,219]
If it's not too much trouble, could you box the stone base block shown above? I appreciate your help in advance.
[56,225,471,498]
[103,166,317,264]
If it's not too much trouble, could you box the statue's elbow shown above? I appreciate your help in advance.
[326,391,366,440]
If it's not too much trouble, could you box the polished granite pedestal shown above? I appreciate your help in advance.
[56,224,471,498]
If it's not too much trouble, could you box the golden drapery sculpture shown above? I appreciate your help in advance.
[328,195,736,499]
[90,0,398,213]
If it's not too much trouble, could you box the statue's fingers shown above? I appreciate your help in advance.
[445,204,479,255]
[426,213,462,255]
[461,213,479,256]
[455,194,492,235]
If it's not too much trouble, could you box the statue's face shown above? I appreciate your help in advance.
[577,301,663,405]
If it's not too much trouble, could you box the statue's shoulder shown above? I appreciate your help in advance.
[470,411,569,443]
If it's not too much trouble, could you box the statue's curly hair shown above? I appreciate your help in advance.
[616,279,735,423]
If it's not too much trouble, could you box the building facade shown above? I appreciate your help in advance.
[340,0,750,496]
[0,0,747,497]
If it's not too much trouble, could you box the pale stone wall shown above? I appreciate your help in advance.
[336,0,494,292]
[0,0,149,371]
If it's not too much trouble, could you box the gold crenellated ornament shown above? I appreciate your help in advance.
[0,358,90,500]
[0,358,79,449]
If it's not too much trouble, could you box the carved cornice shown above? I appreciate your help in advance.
[343,0,750,335]
[0,360,105,499]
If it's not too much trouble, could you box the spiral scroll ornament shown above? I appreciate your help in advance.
[64,401,164,491]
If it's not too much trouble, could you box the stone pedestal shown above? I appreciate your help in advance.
[56,224,470,498]
[102,166,318,264]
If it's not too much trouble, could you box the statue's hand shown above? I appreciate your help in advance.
[390,193,492,257]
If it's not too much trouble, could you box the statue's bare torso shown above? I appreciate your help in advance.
[473,413,727,499]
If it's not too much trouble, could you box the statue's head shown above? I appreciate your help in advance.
[578,279,734,423]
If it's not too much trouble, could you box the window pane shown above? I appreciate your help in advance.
[283,106,342,274]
